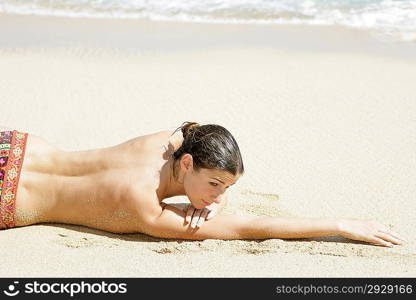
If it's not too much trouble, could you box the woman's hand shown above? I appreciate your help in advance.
[337,219,407,247]
[184,203,218,229]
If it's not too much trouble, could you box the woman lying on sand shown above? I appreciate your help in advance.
[0,122,406,247]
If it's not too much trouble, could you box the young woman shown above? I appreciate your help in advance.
[0,122,405,247]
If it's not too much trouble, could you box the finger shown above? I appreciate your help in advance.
[196,209,209,228]
[376,224,406,241]
[370,237,394,248]
[191,210,203,228]
[383,230,407,243]
[375,231,403,245]
[185,206,195,224]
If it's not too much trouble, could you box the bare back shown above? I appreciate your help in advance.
[11,127,182,233]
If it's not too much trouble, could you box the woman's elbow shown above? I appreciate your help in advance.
[139,218,200,240]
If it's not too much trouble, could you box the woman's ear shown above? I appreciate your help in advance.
[182,154,193,171]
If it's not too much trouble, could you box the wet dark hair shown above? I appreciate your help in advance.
[170,121,244,181]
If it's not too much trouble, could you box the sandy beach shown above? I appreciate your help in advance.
[0,13,415,277]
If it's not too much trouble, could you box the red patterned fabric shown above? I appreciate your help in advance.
[0,130,29,229]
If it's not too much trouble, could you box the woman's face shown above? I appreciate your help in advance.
[184,166,240,209]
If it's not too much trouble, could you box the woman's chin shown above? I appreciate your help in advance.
[189,198,210,209]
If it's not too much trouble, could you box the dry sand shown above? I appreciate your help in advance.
[0,13,415,277]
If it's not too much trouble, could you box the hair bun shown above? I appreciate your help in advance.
[182,122,200,139]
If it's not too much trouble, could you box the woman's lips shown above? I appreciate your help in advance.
[202,199,211,206]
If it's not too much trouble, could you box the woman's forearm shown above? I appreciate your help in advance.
[241,215,341,239]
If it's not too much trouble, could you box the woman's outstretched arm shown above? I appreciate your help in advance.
[142,204,405,247]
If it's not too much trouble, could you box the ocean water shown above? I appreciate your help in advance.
[1,0,415,42]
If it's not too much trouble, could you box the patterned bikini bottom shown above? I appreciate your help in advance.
[0,130,29,229]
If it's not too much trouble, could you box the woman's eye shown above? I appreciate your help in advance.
[210,182,218,187]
